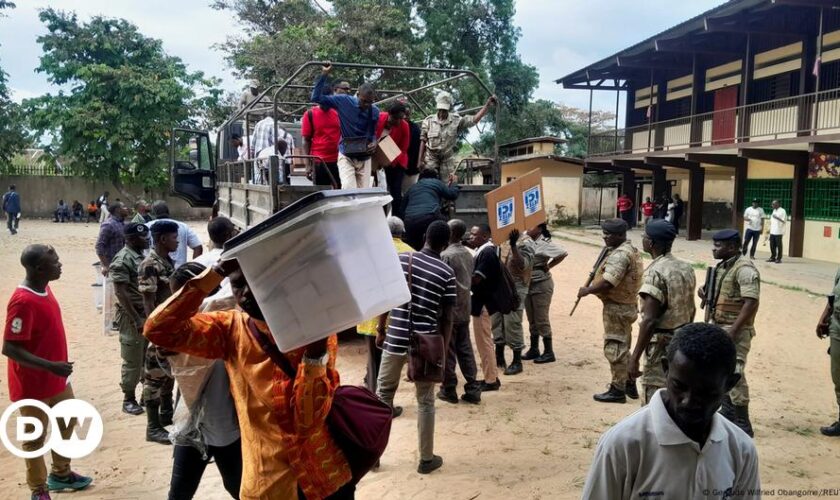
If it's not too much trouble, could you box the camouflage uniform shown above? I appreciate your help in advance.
[829,269,840,409]
[109,246,148,394]
[593,241,643,389]
[138,250,175,404]
[638,253,697,404]
[710,255,760,406]
[492,238,536,350]
[420,112,477,179]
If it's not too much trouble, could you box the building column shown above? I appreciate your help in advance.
[732,163,747,229]
[651,165,667,203]
[622,170,637,227]
[790,161,808,258]
[687,166,705,241]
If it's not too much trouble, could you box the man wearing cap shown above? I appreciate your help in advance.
[139,220,179,444]
[419,92,496,179]
[628,220,697,405]
[110,223,151,415]
[699,229,760,437]
[578,219,643,403]
[742,199,765,260]
[239,79,261,109]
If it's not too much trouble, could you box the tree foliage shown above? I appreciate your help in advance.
[24,9,225,195]
[0,0,28,169]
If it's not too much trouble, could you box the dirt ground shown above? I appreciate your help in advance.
[1,220,839,499]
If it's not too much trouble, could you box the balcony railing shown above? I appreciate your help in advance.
[588,88,840,157]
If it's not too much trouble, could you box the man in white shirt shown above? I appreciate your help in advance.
[741,199,765,260]
[582,323,760,500]
[249,116,295,158]
[768,200,787,264]
[146,201,203,268]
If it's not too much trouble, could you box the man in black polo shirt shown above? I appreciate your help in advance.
[469,223,503,391]
[375,221,456,475]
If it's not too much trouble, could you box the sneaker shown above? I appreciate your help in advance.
[47,471,92,492]
[436,389,459,404]
[31,489,50,500]
[417,454,443,474]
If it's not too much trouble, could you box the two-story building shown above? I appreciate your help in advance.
[558,0,840,263]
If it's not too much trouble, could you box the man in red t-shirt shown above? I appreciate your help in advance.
[616,193,634,228]
[3,244,92,498]
[375,102,411,218]
[301,87,341,188]
[641,196,655,225]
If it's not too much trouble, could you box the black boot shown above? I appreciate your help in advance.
[145,402,172,445]
[521,335,540,360]
[593,384,626,404]
[122,391,144,416]
[625,380,639,400]
[820,413,840,437]
[436,387,459,404]
[479,379,501,392]
[534,338,556,364]
[159,394,174,427]
[504,350,523,375]
[734,404,754,438]
[495,344,507,369]
[719,395,736,423]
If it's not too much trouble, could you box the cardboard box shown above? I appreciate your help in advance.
[485,169,546,243]
[373,135,401,169]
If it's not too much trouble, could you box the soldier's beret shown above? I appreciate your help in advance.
[601,218,628,234]
[151,220,179,236]
[645,220,677,242]
[124,223,148,236]
[713,229,741,242]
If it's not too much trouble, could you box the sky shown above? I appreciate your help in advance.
[0,0,723,118]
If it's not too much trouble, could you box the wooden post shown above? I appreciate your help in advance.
[651,165,667,207]
[687,166,705,241]
[789,161,808,258]
[622,170,637,227]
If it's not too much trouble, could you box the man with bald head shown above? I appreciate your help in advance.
[3,245,93,497]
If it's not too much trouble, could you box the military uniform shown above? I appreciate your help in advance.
[593,241,643,391]
[420,112,477,179]
[639,253,697,404]
[138,250,175,405]
[492,238,535,353]
[710,255,760,406]
[110,246,148,395]
[828,269,840,410]
[525,236,568,339]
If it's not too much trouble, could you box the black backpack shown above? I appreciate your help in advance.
[492,253,521,315]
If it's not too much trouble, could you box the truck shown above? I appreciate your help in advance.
[168,61,501,230]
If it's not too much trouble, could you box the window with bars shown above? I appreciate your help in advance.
[751,72,798,103]
[805,178,840,221]
[743,179,792,212]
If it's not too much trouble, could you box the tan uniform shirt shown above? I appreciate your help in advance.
[595,241,643,305]
[639,253,697,330]
[420,112,477,158]
[712,255,760,326]
[499,237,536,287]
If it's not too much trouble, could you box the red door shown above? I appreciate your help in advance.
[712,86,738,145]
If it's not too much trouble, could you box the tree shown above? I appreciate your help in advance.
[0,0,28,170]
[24,9,224,197]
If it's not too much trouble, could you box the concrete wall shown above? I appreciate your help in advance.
[803,221,840,262]
[501,159,583,218]
[582,187,618,222]
[0,176,211,219]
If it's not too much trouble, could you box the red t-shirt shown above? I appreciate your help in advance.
[4,286,69,401]
[617,196,633,212]
[300,106,340,163]
[641,202,654,217]
[375,113,410,168]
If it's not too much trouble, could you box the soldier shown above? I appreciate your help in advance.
[493,229,535,376]
[699,229,760,437]
[816,266,840,437]
[110,223,150,416]
[577,219,643,403]
[418,92,496,179]
[139,220,179,445]
[628,220,696,405]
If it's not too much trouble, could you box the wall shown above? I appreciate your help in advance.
[747,159,793,179]
[501,159,583,219]
[0,176,211,219]
[802,220,840,263]
[582,187,618,222]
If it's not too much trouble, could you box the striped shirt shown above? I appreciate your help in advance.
[384,249,457,355]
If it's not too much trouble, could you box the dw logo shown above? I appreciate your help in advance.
[523,186,541,217]
[497,197,515,228]
[0,399,103,459]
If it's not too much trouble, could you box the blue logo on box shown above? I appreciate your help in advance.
[523,186,541,216]
[497,197,515,228]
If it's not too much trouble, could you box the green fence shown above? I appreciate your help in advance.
[744,178,840,222]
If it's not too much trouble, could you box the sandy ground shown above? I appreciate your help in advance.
[1,220,839,500]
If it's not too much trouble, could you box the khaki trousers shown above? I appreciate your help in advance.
[831,336,840,408]
[525,277,554,338]
[21,384,74,492]
[472,308,498,383]
[375,351,436,461]
[337,153,371,190]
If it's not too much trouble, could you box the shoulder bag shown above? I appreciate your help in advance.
[405,253,447,383]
